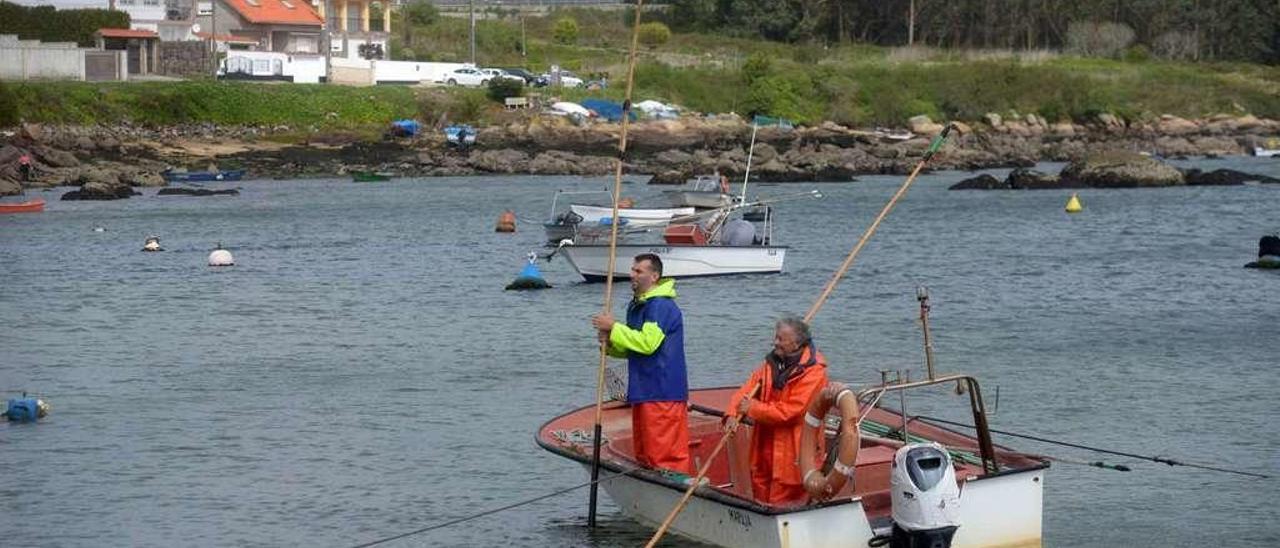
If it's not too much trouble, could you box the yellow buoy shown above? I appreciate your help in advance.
[1065,193,1083,213]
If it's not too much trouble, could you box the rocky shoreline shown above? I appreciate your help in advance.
[2,113,1278,199]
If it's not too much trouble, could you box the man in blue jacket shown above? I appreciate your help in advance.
[592,253,691,474]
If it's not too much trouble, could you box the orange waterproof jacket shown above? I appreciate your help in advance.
[726,346,828,506]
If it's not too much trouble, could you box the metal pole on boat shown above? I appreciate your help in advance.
[803,124,957,323]
[740,121,758,204]
[587,0,647,529]
[917,286,937,380]
[899,370,910,442]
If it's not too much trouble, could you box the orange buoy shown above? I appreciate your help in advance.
[496,210,517,233]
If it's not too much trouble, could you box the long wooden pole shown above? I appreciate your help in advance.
[587,0,647,529]
[644,124,957,546]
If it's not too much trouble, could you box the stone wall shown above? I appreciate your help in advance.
[157,41,214,78]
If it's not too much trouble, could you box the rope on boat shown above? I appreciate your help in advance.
[588,0,651,529]
[915,415,1270,479]
[348,466,641,548]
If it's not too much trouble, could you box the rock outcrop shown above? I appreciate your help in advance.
[1058,150,1184,188]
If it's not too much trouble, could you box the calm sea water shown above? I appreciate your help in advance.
[2,157,1278,548]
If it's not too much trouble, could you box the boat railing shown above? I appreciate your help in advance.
[854,374,999,475]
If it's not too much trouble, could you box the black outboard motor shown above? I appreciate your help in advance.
[888,443,962,548]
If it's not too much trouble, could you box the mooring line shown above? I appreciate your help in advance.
[915,415,1269,479]
[349,466,640,548]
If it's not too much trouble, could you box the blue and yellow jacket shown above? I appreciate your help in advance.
[606,278,688,403]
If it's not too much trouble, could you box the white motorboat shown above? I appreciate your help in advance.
[560,243,786,281]
[569,204,696,228]
[663,175,735,209]
[1252,146,1279,157]
[538,382,1047,548]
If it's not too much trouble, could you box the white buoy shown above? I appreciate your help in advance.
[92,226,106,233]
[208,242,234,266]
[142,236,162,252]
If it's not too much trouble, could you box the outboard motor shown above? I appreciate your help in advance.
[888,442,961,548]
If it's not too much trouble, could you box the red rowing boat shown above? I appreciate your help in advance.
[0,197,45,214]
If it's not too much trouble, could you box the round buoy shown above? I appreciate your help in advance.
[506,252,551,290]
[1065,193,1083,213]
[142,236,163,252]
[208,243,234,266]
[3,396,49,422]
[495,210,517,233]
[93,226,106,233]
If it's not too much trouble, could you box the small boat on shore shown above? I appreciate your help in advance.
[539,379,1046,548]
[1251,138,1280,157]
[0,196,45,214]
[162,169,245,183]
[352,171,394,182]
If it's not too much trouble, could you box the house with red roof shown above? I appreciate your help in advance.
[194,0,326,54]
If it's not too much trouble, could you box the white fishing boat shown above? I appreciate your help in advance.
[569,204,696,228]
[663,175,735,209]
[1252,146,1279,157]
[539,378,1047,547]
[560,243,786,281]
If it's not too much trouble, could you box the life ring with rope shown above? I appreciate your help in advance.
[799,382,860,501]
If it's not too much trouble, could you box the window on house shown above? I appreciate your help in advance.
[144,0,160,6]
[118,0,136,5]
[197,2,212,15]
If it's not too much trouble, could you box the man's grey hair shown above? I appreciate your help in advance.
[775,315,812,346]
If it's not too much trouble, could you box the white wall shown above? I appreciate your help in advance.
[373,60,464,84]
[0,35,88,80]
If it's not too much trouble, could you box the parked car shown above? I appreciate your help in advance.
[479,68,522,83]
[500,67,537,84]
[440,67,489,87]
[534,71,584,88]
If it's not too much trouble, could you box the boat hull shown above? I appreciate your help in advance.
[663,190,733,209]
[560,244,786,281]
[538,387,1046,548]
[0,197,45,213]
[1253,147,1279,158]
[589,463,1042,548]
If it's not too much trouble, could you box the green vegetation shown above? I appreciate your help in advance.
[2,8,1278,132]
[638,22,671,49]
[552,17,580,46]
[0,81,418,127]
[0,3,130,47]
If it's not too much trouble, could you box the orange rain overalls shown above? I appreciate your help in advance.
[726,346,828,506]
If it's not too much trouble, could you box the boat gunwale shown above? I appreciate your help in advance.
[535,388,1050,517]
[561,244,792,250]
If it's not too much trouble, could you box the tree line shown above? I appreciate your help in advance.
[658,0,1279,63]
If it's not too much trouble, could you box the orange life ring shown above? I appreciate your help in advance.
[798,382,860,501]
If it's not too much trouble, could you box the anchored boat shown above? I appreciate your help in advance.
[539,379,1047,547]
[663,174,735,209]
[162,169,245,183]
[569,204,696,228]
[0,196,44,213]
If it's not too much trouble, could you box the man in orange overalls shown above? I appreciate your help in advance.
[725,316,829,505]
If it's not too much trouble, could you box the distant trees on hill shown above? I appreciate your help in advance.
[660,0,1279,64]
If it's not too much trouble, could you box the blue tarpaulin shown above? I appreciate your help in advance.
[390,119,420,137]
[580,99,636,122]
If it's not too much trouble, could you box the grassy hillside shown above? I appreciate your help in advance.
[2,8,1278,131]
